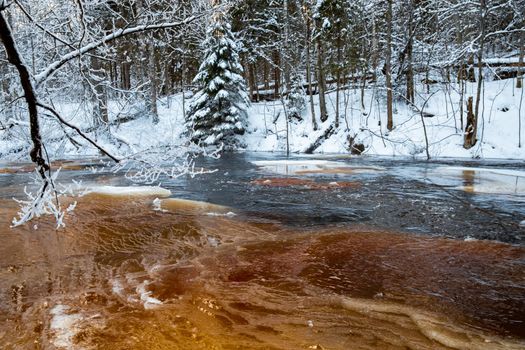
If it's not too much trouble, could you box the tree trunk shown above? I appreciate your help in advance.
[253,63,260,103]
[385,0,394,131]
[250,62,258,102]
[163,60,171,96]
[0,11,49,177]
[121,61,131,90]
[245,59,254,101]
[464,96,476,148]
[273,50,280,99]
[472,0,486,147]
[371,15,378,82]
[316,36,328,122]
[517,31,524,89]
[335,39,342,128]
[304,124,336,154]
[303,8,317,130]
[264,61,270,91]
[361,66,367,114]
[91,57,109,127]
[406,0,415,104]
[459,67,465,131]
[467,55,476,82]
[282,0,291,91]
[148,42,159,123]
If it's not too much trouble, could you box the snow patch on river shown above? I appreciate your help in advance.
[50,305,83,349]
[253,160,344,175]
[252,159,385,175]
[87,185,172,197]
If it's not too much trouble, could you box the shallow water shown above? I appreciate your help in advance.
[0,153,524,349]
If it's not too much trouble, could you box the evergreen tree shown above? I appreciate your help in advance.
[185,11,249,149]
[285,73,306,121]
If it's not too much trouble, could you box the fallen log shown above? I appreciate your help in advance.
[304,124,336,154]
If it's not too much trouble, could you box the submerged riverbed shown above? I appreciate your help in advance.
[0,153,524,349]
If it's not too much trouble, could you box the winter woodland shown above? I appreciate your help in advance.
[0,0,524,223]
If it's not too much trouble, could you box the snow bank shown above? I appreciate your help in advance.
[2,79,522,161]
[244,79,524,160]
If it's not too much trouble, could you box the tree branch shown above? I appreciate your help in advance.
[34,15,204,87]
[36,102,121,163]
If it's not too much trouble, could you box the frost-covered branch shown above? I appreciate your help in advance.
[35,15,203,87]
[36,102,121,162]
[11,170,64,228]
[112,144,222,184]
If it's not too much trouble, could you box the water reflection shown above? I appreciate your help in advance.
[436,166,525,196]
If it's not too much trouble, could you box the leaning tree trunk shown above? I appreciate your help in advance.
[0,53,14,123]
[304,124,336,154]
[0,10,49,180]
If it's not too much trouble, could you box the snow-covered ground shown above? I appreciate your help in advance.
[246,79,524,159]
[1,79,523,160]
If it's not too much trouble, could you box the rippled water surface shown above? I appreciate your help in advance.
[0,154,524,349]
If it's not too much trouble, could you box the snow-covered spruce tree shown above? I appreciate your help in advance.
[285,73,306,121]
[185,9,249,149]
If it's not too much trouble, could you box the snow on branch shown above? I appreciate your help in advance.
[36,102,121,162]
[0,0,10,11]
[111,143,222,185]
[10,141,220,228]
[11,169,68,228]
[34,15,203,87]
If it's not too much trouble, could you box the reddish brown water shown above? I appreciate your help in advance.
[0,161,86,174]
[0,190,524,349]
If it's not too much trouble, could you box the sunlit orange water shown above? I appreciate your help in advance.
[0,189,524,349]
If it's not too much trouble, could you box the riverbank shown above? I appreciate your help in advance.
[0,80,523,162]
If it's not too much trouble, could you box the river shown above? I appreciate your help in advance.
[0,153,524,349]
